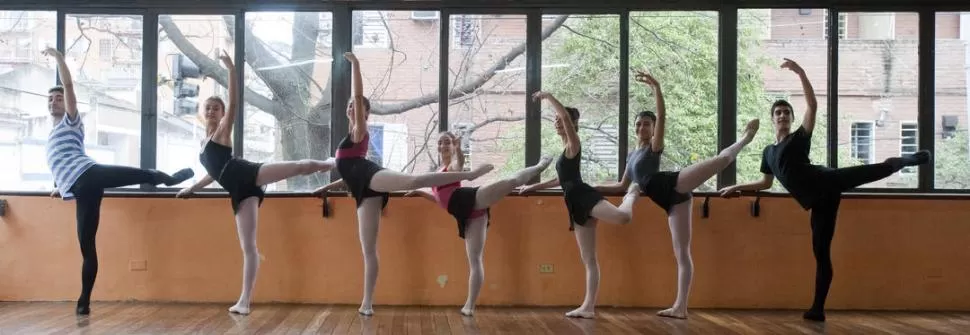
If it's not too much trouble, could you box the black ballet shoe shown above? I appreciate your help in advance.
[901,150,931,166]
[165,168,195,186]
[76,305,90,316]
[802,309,825,322]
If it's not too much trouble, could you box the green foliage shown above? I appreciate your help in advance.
[935,130,970,189]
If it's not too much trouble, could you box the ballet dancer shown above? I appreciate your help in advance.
[518,91,640,319]
[42,47,195,315]
[718,58,931,322]
[311,52,493,316]
[593,71,760,319]
[404,131,553,316]
[175,52,336,315]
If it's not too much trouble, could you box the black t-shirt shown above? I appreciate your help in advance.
[760,125,826,209]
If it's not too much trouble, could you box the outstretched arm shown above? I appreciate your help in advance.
[519,178,560,194]
[634,71,666,152]
[176,174,215,198]
[43,48,78,121]
[533,91,580,158]
[312,178,347,196]
[404,189,436,202]
[345,52,368,143]
[216,51,238,141]
[782,58,817,134]
[719,174,774,197]
[595,169,632,194]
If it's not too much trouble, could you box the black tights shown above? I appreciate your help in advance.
[808,159,903,315]
[71,164,175,310]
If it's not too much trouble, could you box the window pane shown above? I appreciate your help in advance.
[627,11,718,191]
[0,11,55,191]
[541,14,620,186]
[934,12,969,190]
[352,11,438,177]
[242,12,333,192]
[61,14,144,188]
[837,12,918,188]
[738,9,829,192]
[448,14,526,186]
[157,15,234,189]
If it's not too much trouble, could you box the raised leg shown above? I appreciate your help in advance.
[461,216,488,316]
[674,119,758,194]
[588,187,640,225]
[255,159,335,186]
[566,220,598,319]
[229,196,261,315]
[472,157,552,210]
[369,164,494,193]
[88,164,194,188]
[656,200,693,319]
[357,196,384,316]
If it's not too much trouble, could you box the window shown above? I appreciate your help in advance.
[353,11,437,175]
[242,12,333,192]
[98,38,115,59]
[0,11,29,31]
[448,14,525,185]
[823,10,848,39]
[899,122,917,173]
[157,15,234,189]
[798,9,812,16]
[353,11,389,48]
[739,9,829,192]
[64,14,144,189]
[850,122,874,164]
[541,14,621,185]
[451,15,479,48]
[934,12,969,190]
[0,11,55,191]
[838,12,917,188]
[452,123,473,171]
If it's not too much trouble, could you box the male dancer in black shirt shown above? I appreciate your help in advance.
[719,58,931,322]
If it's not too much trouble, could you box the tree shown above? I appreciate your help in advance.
[158,13,568,191]
[935,130,970,189]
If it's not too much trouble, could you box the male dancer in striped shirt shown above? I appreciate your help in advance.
[43,48,194,315]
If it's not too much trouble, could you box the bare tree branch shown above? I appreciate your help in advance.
[158,15,281,116]
[365,15,570,115]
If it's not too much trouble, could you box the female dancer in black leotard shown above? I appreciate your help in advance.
[175,52,336,315]
[519,91,641,319]
[719,58,931,322]
[593,72,760,319]
[312,52,494,316]
[404,131,552,316]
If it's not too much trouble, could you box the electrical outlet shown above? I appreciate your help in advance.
[539,264,554,273]
[129,260,147,271]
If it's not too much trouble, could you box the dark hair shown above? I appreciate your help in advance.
[351,97,371,111]
[636,111,657,123]
[48,86,64,95]
[770,99,794,114]
[564,107,580,122]
[206,96,226,111]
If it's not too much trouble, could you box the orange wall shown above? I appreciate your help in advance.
[1,194,969,310]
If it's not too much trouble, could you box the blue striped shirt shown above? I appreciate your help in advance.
[46,114,96,200]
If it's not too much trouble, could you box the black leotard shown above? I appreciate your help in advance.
[556,149,605,230]
[200,140,265,214]
[335,133,389,209]
[627,147,690,213]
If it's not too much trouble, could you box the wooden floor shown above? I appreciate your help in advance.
[1,302,969,334]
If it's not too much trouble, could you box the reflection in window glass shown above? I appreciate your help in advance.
[449,14,527,186]
[243,12,333,192]
[838,12,919,188]
[352,11,438,177]
[157,15,234,189]
[0,11,57,191]
[934,12,970,190]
